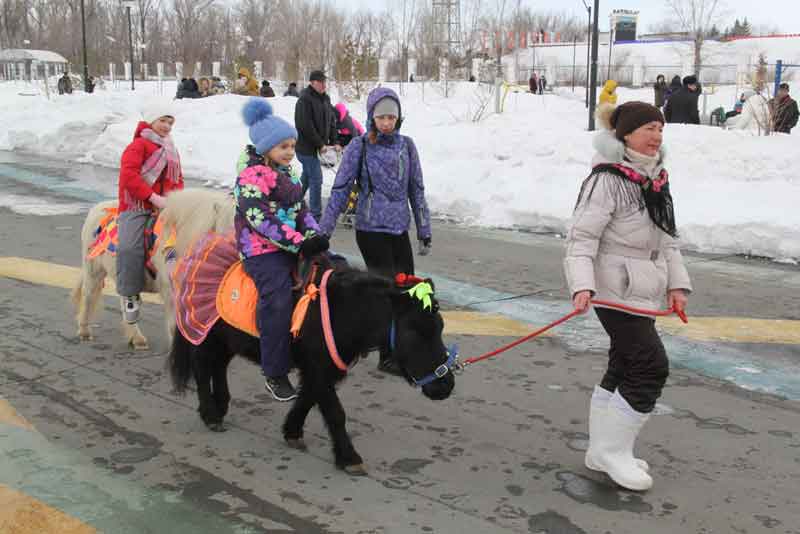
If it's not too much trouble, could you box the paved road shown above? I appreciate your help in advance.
[1,155,800,533]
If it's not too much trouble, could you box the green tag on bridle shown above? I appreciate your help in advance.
[407,282,434,311]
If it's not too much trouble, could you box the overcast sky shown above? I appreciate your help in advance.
[336,0,800,34]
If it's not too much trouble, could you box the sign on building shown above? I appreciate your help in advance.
[611,9,639,42]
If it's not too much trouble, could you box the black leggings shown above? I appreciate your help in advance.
[355,231,414,363]
[595,307,669,413]
[355,230,414,278]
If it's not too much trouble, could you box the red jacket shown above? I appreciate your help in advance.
[118,121,184,212]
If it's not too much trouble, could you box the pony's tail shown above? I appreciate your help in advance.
[169,330,194,394]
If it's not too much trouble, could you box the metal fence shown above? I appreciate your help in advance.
[534,62,795,88]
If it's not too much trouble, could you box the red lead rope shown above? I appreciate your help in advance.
[460,299,688,367]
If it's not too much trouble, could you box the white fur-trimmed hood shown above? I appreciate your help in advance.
[592,103,667,167]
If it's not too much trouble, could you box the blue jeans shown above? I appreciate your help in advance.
[243,252,296,378]
[297,152,323,221]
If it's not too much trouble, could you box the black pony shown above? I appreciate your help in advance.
[169,267,456,475]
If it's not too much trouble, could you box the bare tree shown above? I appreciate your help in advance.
[136,0,161,69]
[664,0,725,77]
[167,0,215,72]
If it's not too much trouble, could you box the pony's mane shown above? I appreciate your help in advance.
[159,188,236,257]
[329,267,395,294]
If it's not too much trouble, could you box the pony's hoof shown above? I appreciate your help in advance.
[341,463,368,476]
[285,438,308,451]
[78,332,93,342]
[207,422,227,433]
[129,338,150,351]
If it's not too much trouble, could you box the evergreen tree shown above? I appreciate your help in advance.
[732,19,742,36]
[741,17,752,36]
[707,24,721,39]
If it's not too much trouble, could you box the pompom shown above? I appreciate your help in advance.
[242,98,273,127]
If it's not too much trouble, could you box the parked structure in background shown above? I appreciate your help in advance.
[0,49,68,81]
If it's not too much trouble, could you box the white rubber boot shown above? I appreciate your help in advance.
[587,390,653,491]
[585,385,650,473]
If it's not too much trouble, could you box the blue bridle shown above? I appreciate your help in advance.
[389,320,459,387]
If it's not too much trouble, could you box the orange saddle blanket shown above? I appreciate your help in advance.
[172,231,317,346]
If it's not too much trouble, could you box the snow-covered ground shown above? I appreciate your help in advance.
[0,78,798,261]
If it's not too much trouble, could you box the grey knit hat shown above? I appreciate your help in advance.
[373,97,400,118]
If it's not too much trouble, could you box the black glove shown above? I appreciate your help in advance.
[418,238,432,256]
[300,234,330,257]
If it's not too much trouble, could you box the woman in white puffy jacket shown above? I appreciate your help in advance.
[563,101,692,492]
[727,91,771,132]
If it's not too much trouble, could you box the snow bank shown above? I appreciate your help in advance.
[1,79,798,260]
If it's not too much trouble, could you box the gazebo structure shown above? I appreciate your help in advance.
[0,49,69,81]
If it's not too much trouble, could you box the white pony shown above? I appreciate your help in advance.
[71,188,235,349]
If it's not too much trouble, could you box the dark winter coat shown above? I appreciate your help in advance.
[664,85,700,125]
[57,75,73,95]
[665,76,682,102]
[175,79,200,99]
[294,86,338,156]
[771,95,799,133]
[654,80,668,107]
[260,83,276,98]
[529,74,538,93]
[283,86,300,97]
[319,87,431,241]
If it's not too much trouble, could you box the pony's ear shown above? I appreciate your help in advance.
[424,277,435,292]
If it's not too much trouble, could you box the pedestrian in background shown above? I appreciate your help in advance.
[664,75,700,125]
[599,80,618,105]
[653,75,667,109]
[294,70,338,221]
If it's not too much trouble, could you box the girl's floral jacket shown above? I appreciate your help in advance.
[233,149,320,259]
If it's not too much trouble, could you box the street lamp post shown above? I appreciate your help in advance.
[122,0,135,90]
[80,0,89,91]
[588,0,600,131]
[582,0,591,108]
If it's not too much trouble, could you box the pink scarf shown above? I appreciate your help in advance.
[140,128,182,186]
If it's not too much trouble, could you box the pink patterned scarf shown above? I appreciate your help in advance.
[140,128,182,186]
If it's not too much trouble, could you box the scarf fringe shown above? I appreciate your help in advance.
[577,164,677,238]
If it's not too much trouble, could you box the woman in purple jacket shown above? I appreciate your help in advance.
[319,87,432,375]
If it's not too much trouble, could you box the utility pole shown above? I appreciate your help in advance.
[123,0,136,90]
[607,26,614,81]
[588,0,600,131]
[80,0,89,91]
[582,0,591,108]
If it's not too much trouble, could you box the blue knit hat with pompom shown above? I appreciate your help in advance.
[242,98,297,155]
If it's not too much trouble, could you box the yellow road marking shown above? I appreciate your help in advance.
[0,399,35,432]
[1,256,799,344]
[0,256,161,304]
[658,316,800,345]
[0,484,97,534]
[442,311,547,337]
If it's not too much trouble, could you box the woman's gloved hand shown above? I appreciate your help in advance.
[418,238,432,256]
